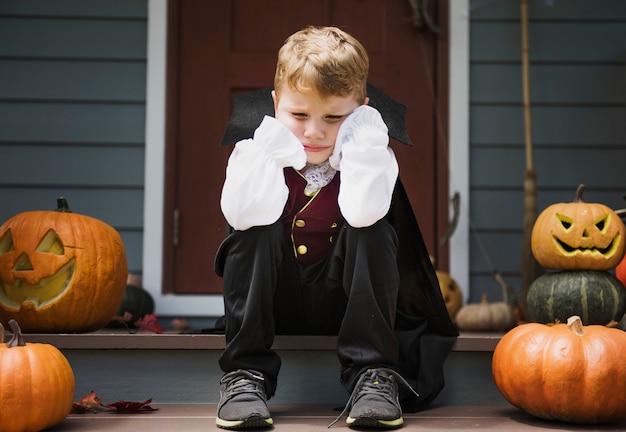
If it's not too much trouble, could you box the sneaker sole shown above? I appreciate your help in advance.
[216,415,273,430]
[347,416,403,429]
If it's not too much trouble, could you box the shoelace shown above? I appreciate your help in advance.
[220,369,266,403]
[327,368,419,428]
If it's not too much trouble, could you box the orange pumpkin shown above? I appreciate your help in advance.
[0,320,75,432]
[0,198,127,332]
[531,184,626,270]
[492,316,626,424]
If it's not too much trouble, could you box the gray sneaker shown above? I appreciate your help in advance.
[331,368,412,429]
[216,369,273,430]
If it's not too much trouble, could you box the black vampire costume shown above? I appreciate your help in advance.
[215,85,458,412]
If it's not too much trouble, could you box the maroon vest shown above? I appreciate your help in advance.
[282,168,345,264]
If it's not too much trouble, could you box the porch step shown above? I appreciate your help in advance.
[23,331,502,351]
[56,403,626,431]
[22,331,505,407]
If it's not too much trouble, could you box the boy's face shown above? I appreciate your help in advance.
[272,86,366,164]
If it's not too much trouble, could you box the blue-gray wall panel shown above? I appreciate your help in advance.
[471,147,626,189]
[118,230,143,274]
[470,0,626,20]
[0,60,146,101]
[0,102,145,143]
[0,188,144,229]
[471,106,626,145]
[470,232,521,274]
[0,0,147,18]
[0,144,144,186]
[468,275,521,305]
[0,17,147,59]
[471,22,626,62]
[471,64,626,104]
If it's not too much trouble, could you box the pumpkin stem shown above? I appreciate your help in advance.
[56,197,72,213]
[480,293,489,304]
[566,315,584,336]
[574,184,586,203]
[7,319,26,347]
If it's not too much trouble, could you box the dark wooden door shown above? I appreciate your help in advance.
[164,0,449,294]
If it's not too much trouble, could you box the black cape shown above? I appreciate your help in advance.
[220,85,458,411]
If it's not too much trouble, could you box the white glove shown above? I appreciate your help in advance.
[330,105,399,228]
[252,115,307,168]
[220,116,306,231]
[329,105,388,169]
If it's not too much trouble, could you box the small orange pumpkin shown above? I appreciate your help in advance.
[0,320,75,432]
[0,198,127,332]
[492,316,626,424]
[531,184,626,270]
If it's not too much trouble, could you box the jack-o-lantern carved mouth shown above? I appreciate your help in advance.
[0,259,75,311]
[552,234,621,257]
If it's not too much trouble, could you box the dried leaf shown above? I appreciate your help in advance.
[134,314,165,334]
[72,391,110,413]
[105,398,159,413]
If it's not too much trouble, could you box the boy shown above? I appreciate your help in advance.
[215,26,457,430]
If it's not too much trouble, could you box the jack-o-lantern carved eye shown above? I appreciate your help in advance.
[37,230,64,255]
[557,215,573,231]
[0,230,14,255]
[595,216,607,233]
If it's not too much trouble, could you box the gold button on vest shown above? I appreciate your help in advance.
[297,245,308,255]
[295,219,306,228]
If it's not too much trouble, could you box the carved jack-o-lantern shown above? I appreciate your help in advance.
[0,198,127,333]
[531,184,626,271]
[436,270,463,319]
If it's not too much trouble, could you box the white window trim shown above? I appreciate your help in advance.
[142,0,470,316]
[142,0,224,315]
[448,0,470,301]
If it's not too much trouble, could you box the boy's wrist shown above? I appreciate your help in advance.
[253,116,306,169]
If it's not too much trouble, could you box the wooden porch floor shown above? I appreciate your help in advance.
[53,404,626,431]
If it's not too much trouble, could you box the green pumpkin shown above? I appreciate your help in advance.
[107,284,155,328]
[526,271,626,326]
[118,284,154,319]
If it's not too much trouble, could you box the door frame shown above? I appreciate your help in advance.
[142,0,470,316]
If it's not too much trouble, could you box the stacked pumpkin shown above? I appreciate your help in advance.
[492,185,626,424]
[526,184,626,326]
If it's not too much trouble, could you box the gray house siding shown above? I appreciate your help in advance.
[0,0,147,275]
[1,0,625,306]
[468,0,626,303]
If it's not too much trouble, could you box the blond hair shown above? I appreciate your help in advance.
[274,26,369,103]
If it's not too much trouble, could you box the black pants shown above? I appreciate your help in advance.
[214,218,400,398]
